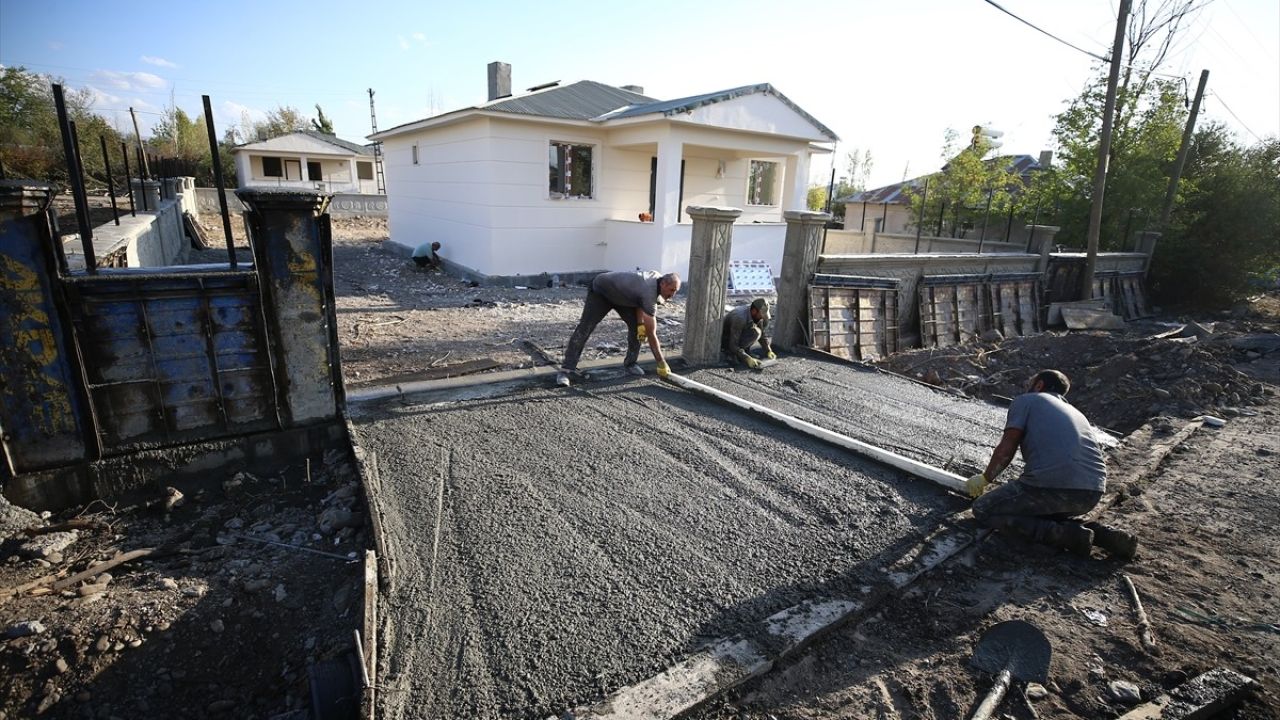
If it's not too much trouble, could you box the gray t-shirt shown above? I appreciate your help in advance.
[1006,392,1106,492]
[591,271,662,317]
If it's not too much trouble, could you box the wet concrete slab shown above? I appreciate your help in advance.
[351,357,1012,719]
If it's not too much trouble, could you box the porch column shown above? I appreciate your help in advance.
[773,210,832,351]
[299,155,309,182]
[654,135,683,227]
[1137,231,1161,274]
[781,151,812,212]
[683,205,741,365]
[236,188,343,426]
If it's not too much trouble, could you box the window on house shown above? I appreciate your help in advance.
[307,161,322,181]
[262,156,283,177]
[412,144,419,165]
[357,161,373,180]
[746,159,779,206]
[874,218,884,233]
[549,141,593,199]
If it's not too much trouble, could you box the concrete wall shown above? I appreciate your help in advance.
[83,195,188,268]
[825,229,1024,255]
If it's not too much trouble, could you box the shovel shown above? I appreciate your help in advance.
[969,620,1051,720]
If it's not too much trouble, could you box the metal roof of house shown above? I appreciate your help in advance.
[839,154,1044,204]
[484,80,657,120]
[601,83,839,141]
[233,130,373,156]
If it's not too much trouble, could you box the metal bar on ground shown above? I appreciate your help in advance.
[52,87,96,273]
[99,136,120,225]
[202,94,238,268]
[662,373,965,492]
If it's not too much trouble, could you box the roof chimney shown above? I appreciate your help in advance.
[620,84,644,95]
[1038,150,1054,167]
[487,61,511,101]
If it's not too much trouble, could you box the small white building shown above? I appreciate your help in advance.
[369,62,837,282]
[232,131,379,194]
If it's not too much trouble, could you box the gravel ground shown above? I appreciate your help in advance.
[352,359,1013,719]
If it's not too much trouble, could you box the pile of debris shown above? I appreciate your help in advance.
[0,450,367,719]
[876,307,1280,435]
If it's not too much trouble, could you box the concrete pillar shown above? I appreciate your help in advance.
[1137,230,1161,274]
[683,205,741,365]
[781,151,811,212]
[1027,224,1060,273]
[299,155,309,182]
[130,179,162,211]
[235,188,341,426]
[0,180,90,473]
[161,178,180,201]
[654,135,683,228]
[773,210,832,351]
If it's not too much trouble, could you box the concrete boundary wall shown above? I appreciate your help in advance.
[72,196,188,268]
[825,229,1025,255]
[193,188,387,217]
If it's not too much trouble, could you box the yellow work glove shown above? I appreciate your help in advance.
[766,350,777,360]
[966,472,988,499]
[636,324,647,342]
[744,356,761,369]
[656,362,670,379]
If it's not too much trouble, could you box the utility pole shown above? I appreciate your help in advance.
[129,107,150,178]
[1079,0,1132,301]
[1158,69,1209,229]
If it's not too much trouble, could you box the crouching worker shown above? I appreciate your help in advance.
[721,298,775,369]
[968,369,1137,559]
[555,270,680,387]
[412,241,442,270]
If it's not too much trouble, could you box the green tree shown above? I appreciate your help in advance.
[250,105,309,140]
[904,130,1024,238]
[311,104,335,135]
[0,66,123,184]
[1150,128,1280,306]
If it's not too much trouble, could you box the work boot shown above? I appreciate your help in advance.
[1085,522,1139,560]
[624,364,645,377]
[1043,523,1094,558]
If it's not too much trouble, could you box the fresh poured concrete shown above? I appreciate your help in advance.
[352,357,1013,719]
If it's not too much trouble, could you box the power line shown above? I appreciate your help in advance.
[979,0,1111,62]
[1208,92,1265,142]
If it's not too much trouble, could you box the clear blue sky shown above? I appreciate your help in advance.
[2,0,1276,188]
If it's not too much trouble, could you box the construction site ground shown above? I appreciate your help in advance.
[1,214,1276,719]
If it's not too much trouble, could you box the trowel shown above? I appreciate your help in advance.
[969,620,1051,720]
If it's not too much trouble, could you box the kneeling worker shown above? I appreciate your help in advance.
[968,369,1137,559]
[721,298,775,369]
[412,241,442,270]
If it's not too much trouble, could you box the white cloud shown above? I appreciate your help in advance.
[411,32,427,43]
[140,55,179,69]
[83,85,124,108]
[397,35,410,50]
[90,69,167,92]
[48,41,64,51]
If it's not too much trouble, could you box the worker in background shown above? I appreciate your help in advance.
[556,271,681,387]
[412,241,442,271]
[721,298,775,369]
[968,369,1138,559]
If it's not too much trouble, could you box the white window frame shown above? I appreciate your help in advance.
[745,159,780,207]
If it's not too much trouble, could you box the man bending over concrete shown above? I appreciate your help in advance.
[721,298,775,369]
[968,369,1137,559]
[556,271,680,387]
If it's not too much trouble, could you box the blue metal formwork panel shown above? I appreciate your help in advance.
[0,200,89,473]
[64,271,278,453]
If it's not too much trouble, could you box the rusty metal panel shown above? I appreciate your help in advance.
[919,275,985,348]
[0,200,90,473]
[987,273,1043,339]
[1113,273,1151,320]
[808,275,899,361]
[64,271,277,453]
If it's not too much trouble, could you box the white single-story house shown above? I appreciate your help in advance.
[369,62,837,282]
[232,131,380,194]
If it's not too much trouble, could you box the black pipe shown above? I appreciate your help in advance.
[935,199,946,237]
[120,142,136,217]
[1006,203,1015,244]
[136,147,149,211]
[52,86,96,273]
[859,201,867,231]
[203,94,238,268]
[978,186,994,252]
[100,136,120,226]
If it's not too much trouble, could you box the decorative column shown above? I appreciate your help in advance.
[236,188,342,426]
[1137,231,1161,274]
[773,210,831,351]
[0,180,90,474]
[780,151,811,211]
[683,205,741,365]
[1026,224,1060,274]
[130,179,162,211]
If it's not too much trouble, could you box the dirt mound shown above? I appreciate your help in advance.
[875,302,1280,435]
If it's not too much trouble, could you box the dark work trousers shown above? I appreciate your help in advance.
[972,480,1102,543]
[721,316,763,356]
[561,289,641,371]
